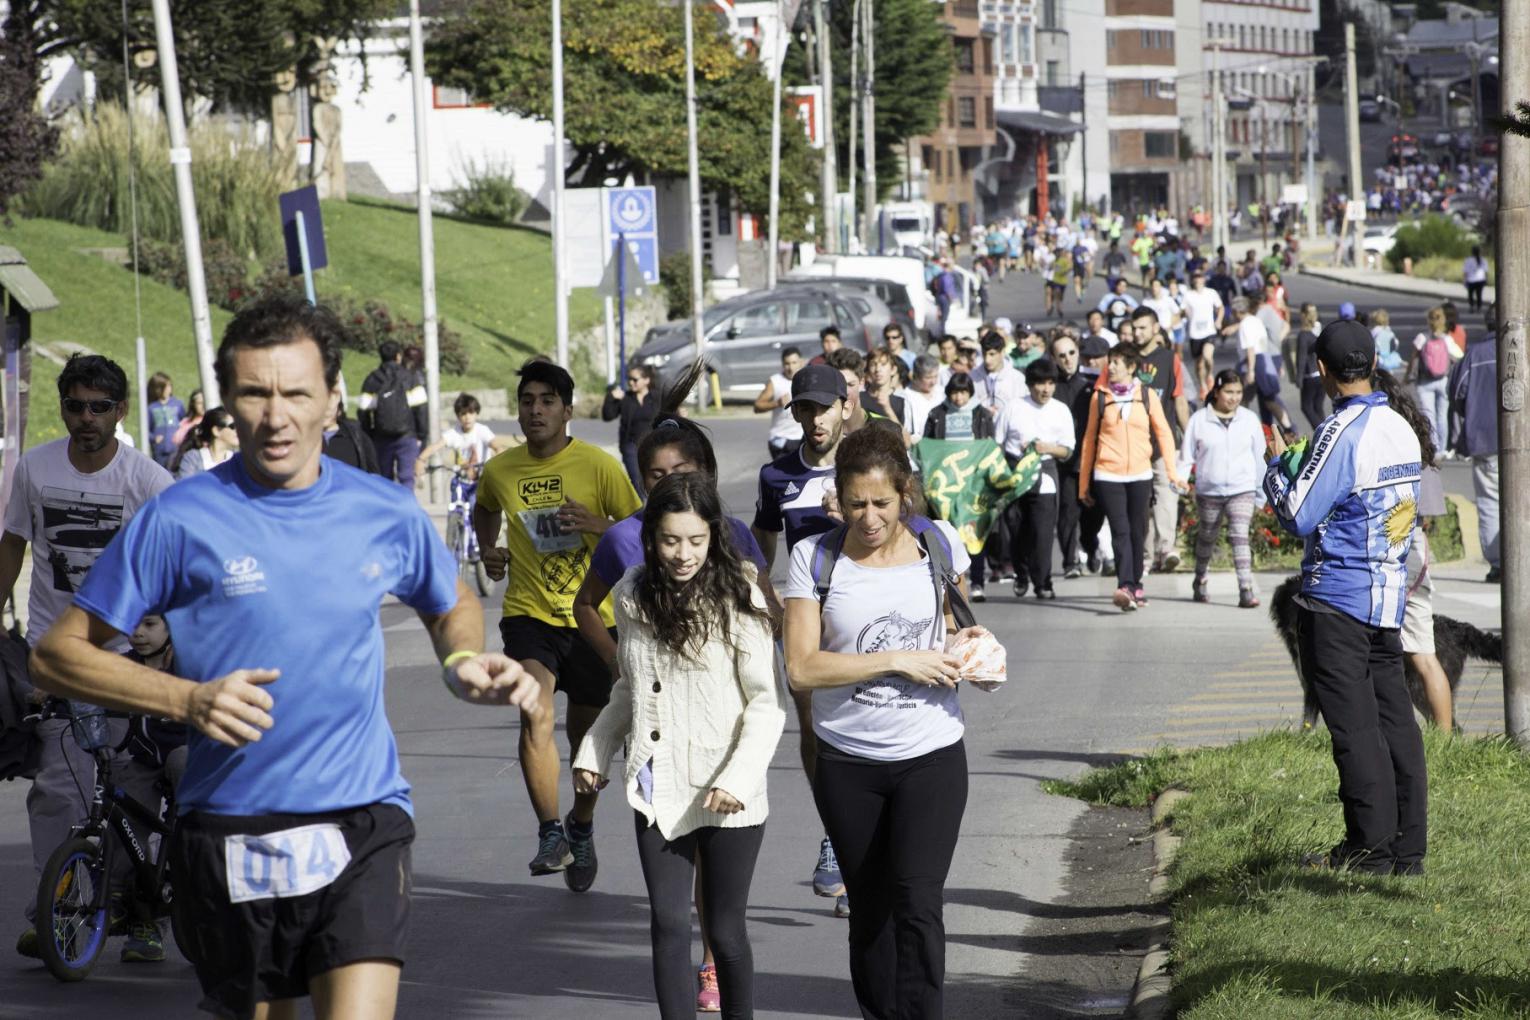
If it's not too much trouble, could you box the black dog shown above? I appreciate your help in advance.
[1270,575,1502,730]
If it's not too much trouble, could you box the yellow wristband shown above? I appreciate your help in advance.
[443,650,478,669]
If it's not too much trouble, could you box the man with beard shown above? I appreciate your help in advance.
[751,363,855,918]
[0,354,172,960]
[474,360,641,892]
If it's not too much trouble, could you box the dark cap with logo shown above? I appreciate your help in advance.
[1314,319,1375,371]
[1079,335,1112,361]
[790,363,848,407]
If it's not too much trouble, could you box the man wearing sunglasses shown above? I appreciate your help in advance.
[0,353,173,961]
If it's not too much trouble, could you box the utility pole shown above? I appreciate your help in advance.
[149,0,219,406]
[1343,22,1364,267]
[766,0,784,289]
[683,0,706,372]
[847,0,859,249]
[861,0,877,253]
[1258,97,1268,245]
[408,0,443,502]
[1306,61,1319,244]
[1498,0,1529,744]
[551,0,569,369]
[1212,42,1228,255]
[815,0,838,253]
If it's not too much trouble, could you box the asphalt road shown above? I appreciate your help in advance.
[0,267,1501,1019]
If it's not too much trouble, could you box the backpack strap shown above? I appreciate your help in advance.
[908,515,959,643]
[809,524,849,604]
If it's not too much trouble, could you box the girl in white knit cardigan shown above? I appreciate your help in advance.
[573,471,785,1019]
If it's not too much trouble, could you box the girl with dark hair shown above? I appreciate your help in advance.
[1370,369,1453,727]
[573,471,785,1020]
[146,370,186,467]
[571,360,768,1011]
[173,407,240,480]
[783,425,989,1020]
[1079,347,1183,611]
[603,364,660,493]
[1176,370,1267,607]
[1294,303,1326,429]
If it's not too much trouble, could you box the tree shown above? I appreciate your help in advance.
[784,0,952,203]
[37,0,394,113]
[427,0,818,238]
[1314,0,1377,90]
[0,2,59,221]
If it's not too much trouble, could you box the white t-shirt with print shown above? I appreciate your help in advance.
[442,422,497,468]
[1237,315,1272,358]
[785,520,971,762]
[3,439,172,646]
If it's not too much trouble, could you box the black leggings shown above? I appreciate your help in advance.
[1466,280,1486,311]
[1012,488,1059,590]
[813,740,968,1020]
[1300,377,1327,431]
[1095,478,1152,589]
[634,814,766,1019]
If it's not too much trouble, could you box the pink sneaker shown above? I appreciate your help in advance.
[697,963,721,1012]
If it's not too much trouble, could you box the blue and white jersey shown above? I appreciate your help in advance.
[75,456,459,816]
[753,449,837,553]
[1263,392,1421,629]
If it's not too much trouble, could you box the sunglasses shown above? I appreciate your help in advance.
[61,398,119,415]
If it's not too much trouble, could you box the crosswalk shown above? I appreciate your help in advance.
[1129,637,1509,753]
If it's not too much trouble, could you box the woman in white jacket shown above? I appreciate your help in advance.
[1177,370,1269,608]
[573,470,785,1019]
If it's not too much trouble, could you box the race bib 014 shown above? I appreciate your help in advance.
[224,823,352,904]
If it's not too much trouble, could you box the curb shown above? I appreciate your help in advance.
[1298,266,1489,304]
[1127,788,1189,1020]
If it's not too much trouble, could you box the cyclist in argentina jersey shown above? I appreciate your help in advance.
[474,360,642,892]
[29,296,539,1020]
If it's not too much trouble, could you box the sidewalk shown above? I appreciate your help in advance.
[1300,264,1490,304]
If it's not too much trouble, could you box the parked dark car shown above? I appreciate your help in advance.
[1358,99,1381,122]
[779,275,920,349]
[632,286,865,397]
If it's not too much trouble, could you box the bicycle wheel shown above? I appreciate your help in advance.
[444,514,467,576]
[36,837,110,982]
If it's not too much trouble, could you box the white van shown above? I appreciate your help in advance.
[795,253,983,341]
[876,202,933,252]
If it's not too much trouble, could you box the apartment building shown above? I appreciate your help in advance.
[1100,0,1186,213]
[913,0,998,235]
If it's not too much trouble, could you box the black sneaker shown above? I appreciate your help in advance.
[529,824,572,876]
[1012,576,1029,598]
[563,812,597,892]
[1101,559,1116,577]
[1086,551,1102,574]
[1487,567,1503,583]
[1035,585,1056,600]
[1192,577,1210,603]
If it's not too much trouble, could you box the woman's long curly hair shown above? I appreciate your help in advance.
[634,471,769,656]
[1372,368,1437,466]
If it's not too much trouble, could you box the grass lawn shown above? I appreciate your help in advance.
[1049,729,1530,1019]
[4,201,603,444]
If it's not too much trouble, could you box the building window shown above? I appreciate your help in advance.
[1144,131,1176,158]
[924,145,937,181]
[1157,79,1176,99]
[1238,25,1246,49]
[1109,132,1119,156]
[1042,0,1057,29]
[1020,24,1033,63]
[956,39,975,74]
[984,95,995,129]
[1107,80,1120,100]
[1106,29,1116,49]
[1000,24,1015,65]
[1046,60,1059,86]
[958,96,977,127]
[1141,79,1154,97]
[982,37,993,72]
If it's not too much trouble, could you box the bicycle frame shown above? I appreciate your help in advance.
[74,751,176,919]
[449,473,480,561]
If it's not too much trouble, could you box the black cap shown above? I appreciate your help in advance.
[1079,336,1111,360]
[790,363,848,407]
[1314,319,1375,371]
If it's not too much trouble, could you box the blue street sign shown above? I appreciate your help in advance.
[279,185,328,276]
[604,186,660,285]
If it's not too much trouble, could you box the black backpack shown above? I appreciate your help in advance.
[366,366,416,437]
[809,516,976,634]
[0,624,38,782]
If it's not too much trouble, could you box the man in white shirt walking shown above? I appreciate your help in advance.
[996,359,1076,599]
[897,355,944,444]
[754,346,806,459]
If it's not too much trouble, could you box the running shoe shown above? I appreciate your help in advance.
[1063,564,1083,580]
[1101,559,1116,577]
[970,584,986,603]
[1487,567,1503,583]
[1192,577,1210,603]
[529,825,572,876]
[1134,586,1149,608]
[121,921,166,963]
[1086,551,1102,574]
[834,894,851,918]
[1238,588,1260,609]
[697,963,721,1012]
[15,927,37,960]
[1035,585,1056,600]
[1161,551,1181,573]
[1112,587,1137,612]
[1012,576,1029,598]
[563,812,598,892]
[813,836,845,897]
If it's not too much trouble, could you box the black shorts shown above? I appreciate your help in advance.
[1046,281,1066,293]
[500,615,616,707]
[1190,334,1218,360]
[170,803,413,1020]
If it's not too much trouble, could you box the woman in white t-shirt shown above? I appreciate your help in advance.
[783,426,990,1019]
[1463,245,1489,312]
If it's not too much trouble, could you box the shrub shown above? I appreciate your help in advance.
[441,157,527,226]
[659,250,711,322]
[133,237,253,311]
[23,104,285,261]
[1385,214,1474,272]
[239,262,471,376]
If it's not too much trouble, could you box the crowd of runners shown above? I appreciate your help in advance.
[0,208,1504,1019]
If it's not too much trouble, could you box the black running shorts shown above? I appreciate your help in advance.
[170,803,414,1020]
[500,615,617,707]
[1190,334,1218,361]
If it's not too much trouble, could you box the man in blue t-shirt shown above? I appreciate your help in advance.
[750,363,853,915]
[29,297,539,1020]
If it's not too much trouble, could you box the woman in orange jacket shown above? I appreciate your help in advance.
[1079,347,1184,611]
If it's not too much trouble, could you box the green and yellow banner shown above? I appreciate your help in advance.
[912,438,1041,554]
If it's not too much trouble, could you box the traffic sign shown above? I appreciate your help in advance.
[279,185,328,275]
[604,186,660,285]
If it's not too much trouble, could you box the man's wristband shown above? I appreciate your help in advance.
[442,650,479,695]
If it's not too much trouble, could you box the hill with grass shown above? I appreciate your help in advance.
[4,200,602,444]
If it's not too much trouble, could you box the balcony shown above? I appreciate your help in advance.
[1105,0,1173,15]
